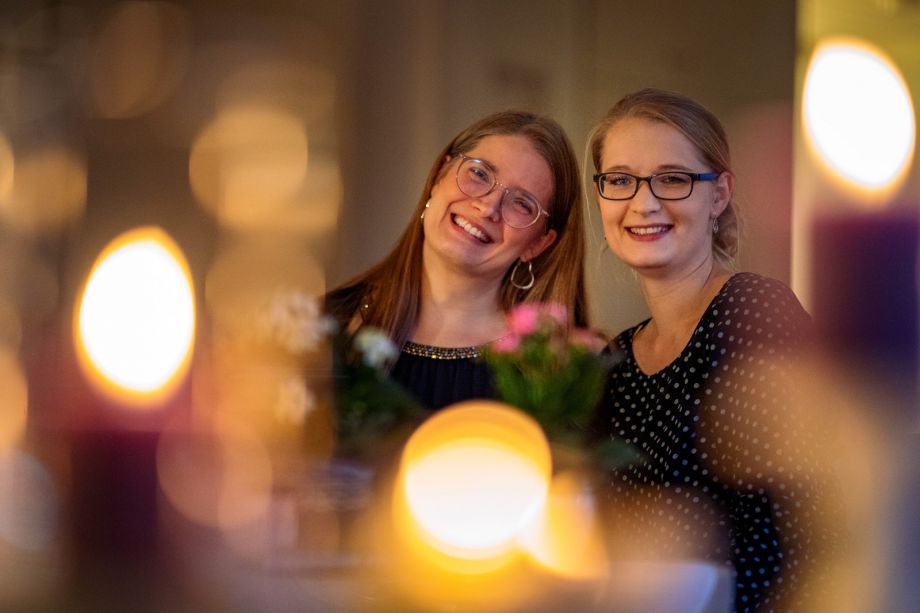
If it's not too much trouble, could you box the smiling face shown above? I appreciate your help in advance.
[422,134,557,284]
[597,117,731,279]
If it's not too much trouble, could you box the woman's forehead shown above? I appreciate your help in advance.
[601,117,704,168]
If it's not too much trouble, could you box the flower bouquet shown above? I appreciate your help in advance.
[482,303,637,469]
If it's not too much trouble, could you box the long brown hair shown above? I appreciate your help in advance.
[327,110,588,347]
[588,88,739,265]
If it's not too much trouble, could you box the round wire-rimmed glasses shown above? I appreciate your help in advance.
[455,154,549,228]
[594,171,720,201]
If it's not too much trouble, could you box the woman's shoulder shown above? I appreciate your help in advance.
[709,271,812,342]
[719,272,809,318]
[724,271,800,298]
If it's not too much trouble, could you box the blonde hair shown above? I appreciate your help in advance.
[327,110,588,346]
[587,88,739,265]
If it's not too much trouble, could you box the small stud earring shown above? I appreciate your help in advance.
[420,199,430,220]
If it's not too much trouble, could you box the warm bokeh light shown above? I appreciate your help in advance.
[216,60,336,124]
[395,401,551,564]
[0,450,58,551]
[74,226,195,407]
[156,415,273,530]
[0,147,86,234]
[519,470,608,581]
[802,37,915,203]
[189,105,309,228]
[0,132,13,201]
[0,299,23,351]
[0,347,28,451]
[89,1,192,118]
[282,158,343,237]
[204,235,325,346]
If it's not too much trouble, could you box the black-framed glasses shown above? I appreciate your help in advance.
[593,171,720,201]
[455,154,549,228]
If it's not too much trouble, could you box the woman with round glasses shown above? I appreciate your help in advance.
[326,110,588,410]
[588,89,839,611]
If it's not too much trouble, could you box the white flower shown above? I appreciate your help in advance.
[257,289,328,353]
[353,327,398,369]
[274,376,316,425]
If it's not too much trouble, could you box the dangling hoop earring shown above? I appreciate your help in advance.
[510,259,535,291]
[711,217,719,234]
[420,199,430,220]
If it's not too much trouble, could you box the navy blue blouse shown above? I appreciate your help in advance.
[389,341,496,411]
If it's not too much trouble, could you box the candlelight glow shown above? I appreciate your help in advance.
[519,470,608,581]
[395,401,551,564]
[75,226,195,406]
[802,38,915,202]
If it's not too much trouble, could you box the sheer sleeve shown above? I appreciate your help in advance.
[698,275,840,609]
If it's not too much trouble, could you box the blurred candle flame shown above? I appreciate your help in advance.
[74,226,195,407]
[802,37,915,204]
[394,401,551,568]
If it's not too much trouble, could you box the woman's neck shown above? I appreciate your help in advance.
[411,264,508,347]
[632,258,731,373]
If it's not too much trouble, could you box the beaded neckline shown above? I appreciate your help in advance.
[402,340,482,360]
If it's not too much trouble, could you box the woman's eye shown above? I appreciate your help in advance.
[510,195,536,215]
[608,174,633,187]
[658,173,690,185]
[468,165,491,184]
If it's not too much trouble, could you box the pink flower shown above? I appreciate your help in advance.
[541,302,568,327]
[492,333,522,353]
[508,304,540,335]
[570,328,607,353]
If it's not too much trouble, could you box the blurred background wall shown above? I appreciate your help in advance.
[335,0,799,335]
[0,0,803,340]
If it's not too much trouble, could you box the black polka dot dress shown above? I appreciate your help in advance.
[598,273,835,612]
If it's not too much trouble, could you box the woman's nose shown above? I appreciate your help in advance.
[473,188,504,220]
[629,180,661,214]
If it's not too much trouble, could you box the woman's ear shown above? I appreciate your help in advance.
[520,228,557,262]
[711,171,734,218]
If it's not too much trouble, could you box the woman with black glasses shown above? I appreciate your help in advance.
[588,88,839,612]
[326,110,588,411]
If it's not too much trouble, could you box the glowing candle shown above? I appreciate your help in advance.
[802,37,915,206]
[68,226,197,598]
[394,400,551,568]
[74,226,196,409]
[802,37,918,424]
